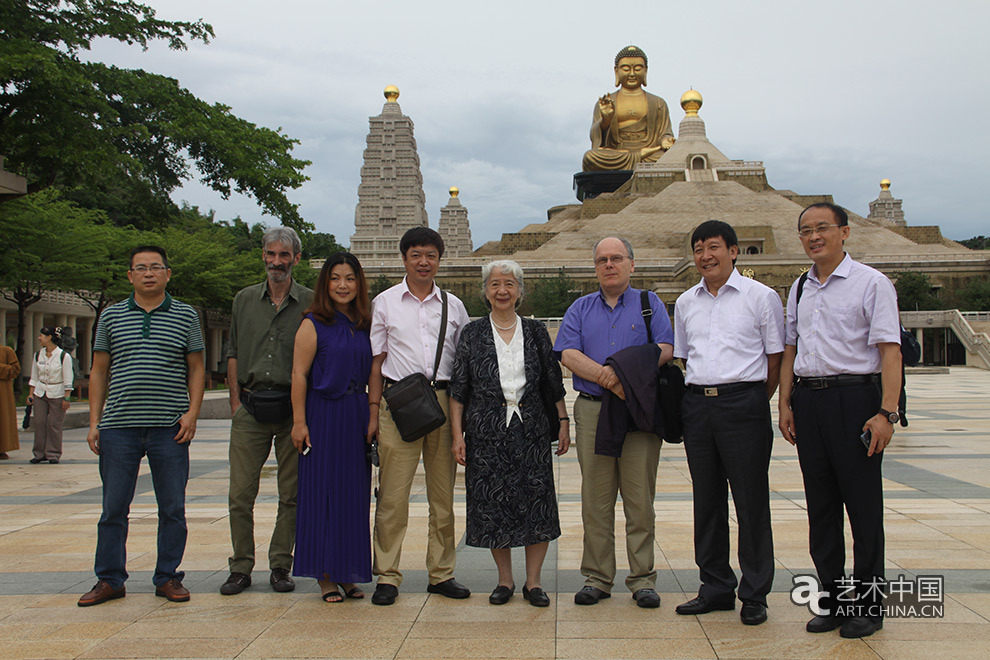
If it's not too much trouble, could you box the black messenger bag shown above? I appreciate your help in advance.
[382,291,449,442]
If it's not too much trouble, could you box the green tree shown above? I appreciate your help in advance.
[0,189,105,388]
[529,268,581,317]
[301,232,346,260]
[894,272,942,311]
[370,274,393,300]
[72,222,145,335]
[956,276,990,311]
[0,0,311,229]
[292,260,319,289]
[159,224,264,310]
[959,236,990,250]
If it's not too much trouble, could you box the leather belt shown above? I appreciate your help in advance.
[384,377,448,390]
[578,392,603,402]
[794,374,880,390]
[688,381,762,397]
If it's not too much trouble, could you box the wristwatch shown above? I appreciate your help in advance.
[879,408,899,424]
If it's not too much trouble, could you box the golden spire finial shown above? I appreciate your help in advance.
[449,186,459,198]
[880,178,891,191]
[383,85,400,103]
[680,89,703,117]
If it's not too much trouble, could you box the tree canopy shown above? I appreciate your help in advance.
[0,0,311,229]
[894,272,943,312]
[959,236,990,250]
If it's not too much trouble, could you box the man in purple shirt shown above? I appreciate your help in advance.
[554,236,674,608]
[778,203,901,639]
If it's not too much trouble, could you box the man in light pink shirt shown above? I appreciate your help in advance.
[367,227,471,605]
[778,203,901,640]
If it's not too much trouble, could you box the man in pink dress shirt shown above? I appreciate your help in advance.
[778,203,901,639]
[367,227,471,605]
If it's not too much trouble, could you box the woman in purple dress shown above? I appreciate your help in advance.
[290,252,373,602]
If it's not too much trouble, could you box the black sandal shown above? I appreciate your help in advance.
[322,590,343,603]
[344,586,365,599]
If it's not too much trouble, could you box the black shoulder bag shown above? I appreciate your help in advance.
[383,290,449,442]
[641,291,685,443]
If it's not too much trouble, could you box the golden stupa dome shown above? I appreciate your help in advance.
[383,85,400,103]
[680,89,703,117]
[449,186,459,198]
[880,179,891,190]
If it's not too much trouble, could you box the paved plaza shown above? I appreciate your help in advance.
[1,369,989,659]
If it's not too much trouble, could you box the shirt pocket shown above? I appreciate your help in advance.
[725,313,759,348]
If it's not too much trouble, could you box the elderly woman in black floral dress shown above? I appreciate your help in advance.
[450,260,570,607]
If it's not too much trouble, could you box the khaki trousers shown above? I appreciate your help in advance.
[32,394,65,461]
[227,405,298,574]
[373,390,456,587]
[574,395,661,593]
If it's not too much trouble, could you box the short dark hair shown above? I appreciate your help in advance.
[130,245,169,269]
[691,220,738,250]
[798,202,848,228]
[400,227,445,259]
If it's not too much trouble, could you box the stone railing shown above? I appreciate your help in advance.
[901,309,990,369]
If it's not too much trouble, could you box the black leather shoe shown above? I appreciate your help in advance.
[806,615,841,633]
[48,458,59,464]
[220,572,251,595]
[574,585,611,605]
[427,578,471,599]
[523,585,550,607]
[740,600,767,625]
[839,616,882,639]
[675,595,736,615]
[489,584,514,605]
[371,583,398,606]
[632,588,661,609]
[29,457,44,464]
[270,568,295,592]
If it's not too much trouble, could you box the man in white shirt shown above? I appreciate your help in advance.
[778,203,901,639]
[673,221,783,626]
[368,227,471,605]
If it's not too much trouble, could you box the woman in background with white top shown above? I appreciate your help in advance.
[28,326,73,464]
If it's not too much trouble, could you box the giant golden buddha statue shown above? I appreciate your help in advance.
[581,45,675,172]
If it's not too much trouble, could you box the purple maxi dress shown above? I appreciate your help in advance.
[293,312,372,583]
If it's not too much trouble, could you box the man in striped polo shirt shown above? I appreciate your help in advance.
[78,246,205,607]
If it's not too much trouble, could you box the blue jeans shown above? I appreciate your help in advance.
[94,425,189,588]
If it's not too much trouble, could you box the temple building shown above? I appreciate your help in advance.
[868,179,906,226]
[349,86,430,266]
[354,89,989,367]
[437,187,473,258]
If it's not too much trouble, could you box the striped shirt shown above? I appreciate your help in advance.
[94,293,205,429]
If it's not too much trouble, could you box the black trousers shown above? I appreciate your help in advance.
[792,380,884,620]
[682,383,774,605]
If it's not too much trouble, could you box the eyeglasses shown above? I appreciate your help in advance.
[798,224,841,238]
[595,255,628,266]
[130,264,168,273]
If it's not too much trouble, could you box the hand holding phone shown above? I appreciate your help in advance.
[860,429,872,451]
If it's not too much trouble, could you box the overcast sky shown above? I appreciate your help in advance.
[87,0,989,245]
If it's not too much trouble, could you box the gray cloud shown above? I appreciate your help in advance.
[83,0,989,244]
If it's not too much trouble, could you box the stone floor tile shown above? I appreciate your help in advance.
[239,634,406,658]
[77,637,252,659]
[865,639,990,660]
[555,638,717,659]
[396,636,555,659]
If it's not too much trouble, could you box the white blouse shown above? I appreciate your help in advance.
[491,315,526,426]
[29,347,74,399]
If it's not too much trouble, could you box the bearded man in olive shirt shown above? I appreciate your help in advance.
[220,227,314,595]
